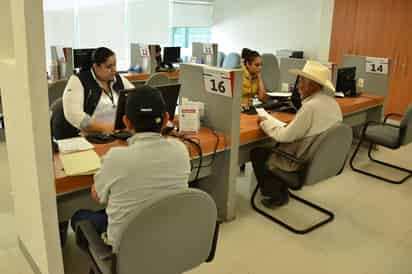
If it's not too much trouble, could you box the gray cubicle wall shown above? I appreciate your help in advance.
[179,63,242,221]
[192,42,218,67]
[278,57,306,89]
[130,43,157,73]
[340,54,390,110]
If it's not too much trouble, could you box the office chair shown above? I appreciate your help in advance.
[251,123,353,234]
[222,52,241,69]
[261,54,280,92]
[146,73,169,87]
[48,79,68,107]
[217,51,226,67]
[350,103,412,184]
[50,98,79,140]
[75,188,220,274]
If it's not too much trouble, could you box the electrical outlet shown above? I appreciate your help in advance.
[358,78,365,88]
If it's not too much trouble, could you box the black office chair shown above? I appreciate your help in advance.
[75,188,220,274]
[251,123,353,234]
[48,79,68,107]
[349,103,412,184]
[50,98,79,140]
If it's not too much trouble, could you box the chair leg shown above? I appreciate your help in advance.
[350,138,412,184]
[250,185,334,234]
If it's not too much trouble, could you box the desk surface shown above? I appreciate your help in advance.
[55,93,384,195]
[239,92,385,145]
[122,71,179,82]
[54,128,227,194]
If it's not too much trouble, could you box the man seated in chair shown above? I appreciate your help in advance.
[251,61,342,208]
[71,86,191,251]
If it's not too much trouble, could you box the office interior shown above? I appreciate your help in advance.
[1,0,412,273]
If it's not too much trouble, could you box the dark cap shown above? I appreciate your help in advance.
[125,86,166,129]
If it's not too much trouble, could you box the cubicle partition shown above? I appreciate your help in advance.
[278,57,306,89]
[192,42,218,67]
[179,63,242,221]
[130,43,158,73]
[341,54,390,111]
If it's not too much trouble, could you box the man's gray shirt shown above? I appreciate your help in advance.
[94,132,191,251]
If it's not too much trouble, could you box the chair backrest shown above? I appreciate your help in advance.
[117,188,217,274]
[48,79,68,107]
[261,54,280,92]
[146,73,170,86]
[50,98,79,140]
[222,52,241,69]
[302,123,353,185]
[400,103,412,145]
[217,51,226,67]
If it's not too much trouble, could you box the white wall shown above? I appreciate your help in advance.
[211,0,334,62]
[0,0,64,273]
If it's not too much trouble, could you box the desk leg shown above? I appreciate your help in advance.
[194,150,238,222]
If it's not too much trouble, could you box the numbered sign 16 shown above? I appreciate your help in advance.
[203,68,234,98]
[366,57,389,75]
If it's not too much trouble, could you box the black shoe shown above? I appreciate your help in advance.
[261,195,289,209]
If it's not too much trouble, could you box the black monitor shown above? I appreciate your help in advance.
[163,47,181,64]
[336,67,357,97]
[114,83,181,130]
[73,48,95,71]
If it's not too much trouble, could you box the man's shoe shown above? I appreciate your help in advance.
[261,195,289,209]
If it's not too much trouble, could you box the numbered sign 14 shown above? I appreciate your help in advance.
[203,68,234,98]
[140,47,150,57]
[366,57,389,75]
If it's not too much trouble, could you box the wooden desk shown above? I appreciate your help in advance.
[122,71,179,82]
[54,128,227,195]
[238,92,385,164]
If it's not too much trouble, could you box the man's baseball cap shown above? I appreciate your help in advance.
[125,86,167,129]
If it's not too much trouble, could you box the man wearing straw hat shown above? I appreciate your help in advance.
[250,61,343,208]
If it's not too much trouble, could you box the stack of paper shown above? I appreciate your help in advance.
[60,150,101,176]
[56,137,94,154]
[266,92,292,98]
[256,108,286,127]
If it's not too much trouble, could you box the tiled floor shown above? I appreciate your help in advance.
[1,141,412,274]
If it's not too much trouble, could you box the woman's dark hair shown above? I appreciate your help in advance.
[243,49,260,66]
[241,48,252,60]
[91,47,115,66]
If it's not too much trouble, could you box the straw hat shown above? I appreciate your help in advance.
[289,61,335,92]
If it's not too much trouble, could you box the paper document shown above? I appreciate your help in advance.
[266,92,292,98]
[256,108,286,127]
[60,150,101,176]
[57,137,94,154]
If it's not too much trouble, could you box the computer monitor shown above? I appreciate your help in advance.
[336,67,357,97]
[114,83,181,130]
[73,48,95,71]
[163,47,181,64]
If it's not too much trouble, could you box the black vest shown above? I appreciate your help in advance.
[78,70,125,115]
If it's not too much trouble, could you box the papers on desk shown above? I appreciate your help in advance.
[256,108,286,127]
[56,137,94,154]
[60,150,101,176]
[266,92,292,98]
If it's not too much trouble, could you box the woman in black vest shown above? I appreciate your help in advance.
[62,47,134,135]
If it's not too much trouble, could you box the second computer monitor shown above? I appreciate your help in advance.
[336,67,357,97]
[163,47,181,64]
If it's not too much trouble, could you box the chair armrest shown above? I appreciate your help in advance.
[271,147,305,165]
[76,220,113,261]
[384,113,403,123]
[206,221,221,263]
[363,121,401,132]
